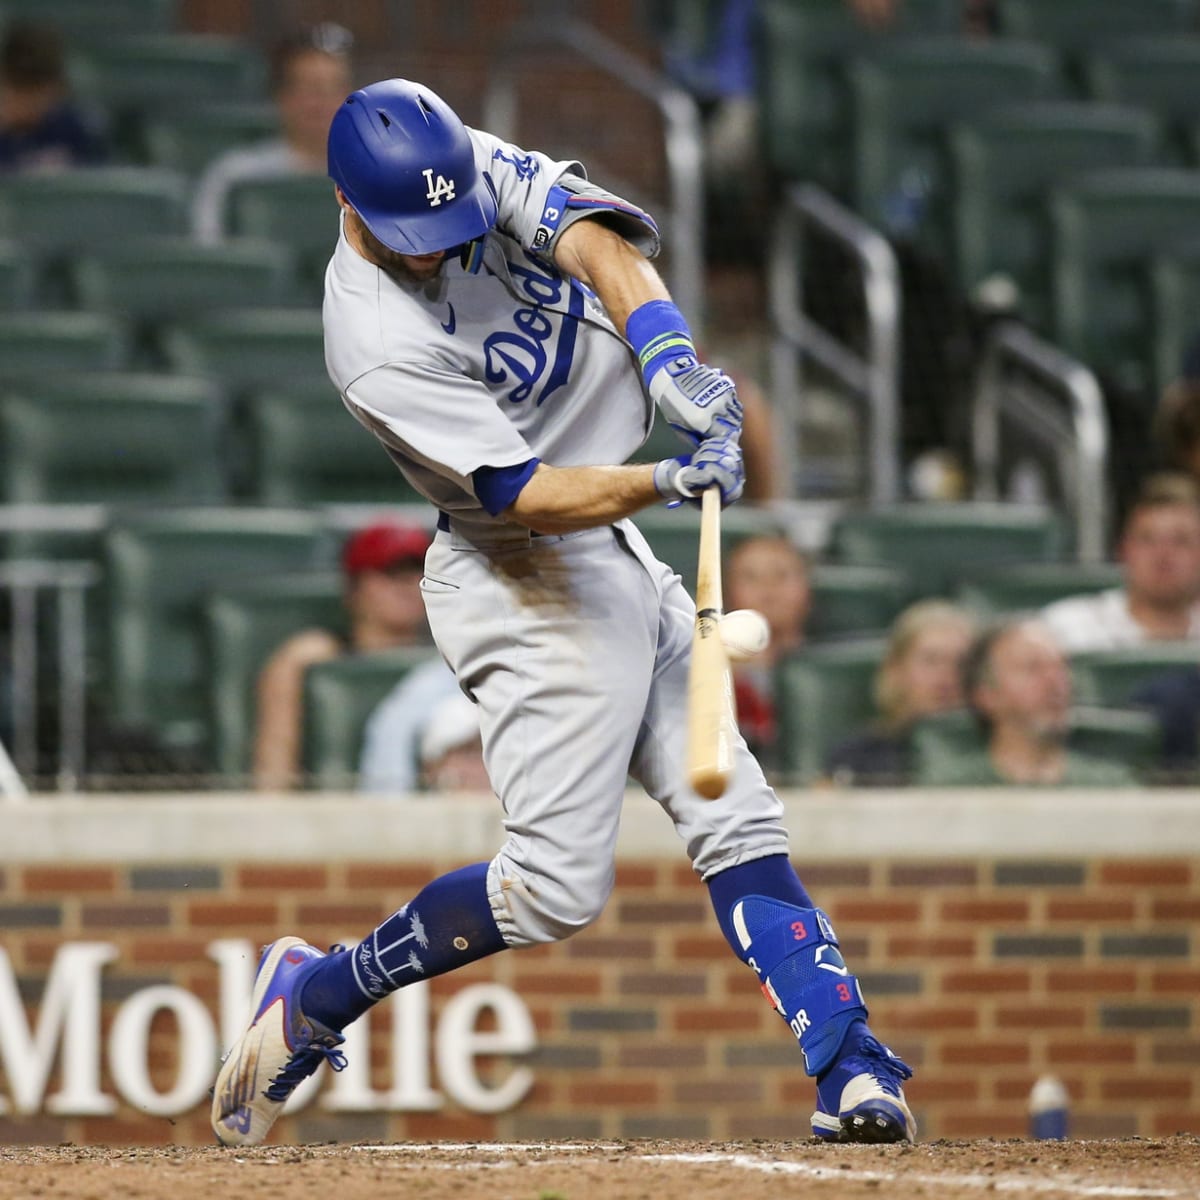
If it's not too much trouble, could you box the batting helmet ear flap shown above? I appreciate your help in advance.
[457,171,496,273]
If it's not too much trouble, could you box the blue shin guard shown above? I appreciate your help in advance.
[730,896,867,1077]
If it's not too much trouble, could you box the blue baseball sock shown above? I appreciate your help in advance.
[300,862,506,1029]
[705,854,871,1076]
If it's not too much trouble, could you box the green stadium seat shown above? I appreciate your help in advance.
[0,374,225,505]
[955,561,1124,618]
[1070,643,1200,708]
[755,0,960,192]
[137,103,280,175]
[0,240,34,310]
[807,563,912,639]
[225,175,339,266]
[4,0,179,36]
[0,311,129,374]
[67,237,298,324]
[947,102,1157,324]
[0,168,187,256]
[1083,39,1200,166]
[1050,168,1200,394]
[302,648,441,789]
[997,1,1198,55]
[1149,243,1200,395]
[631,505,791,588]
[848,38,1059,244]
[774,638,886,783]
[911,704,1161,777]
[71,36,266,113]
[831,503,1069,596]
[103,509,325,754]
[244,381,423,505]
[204,574,347,779]
[158,308,327,394]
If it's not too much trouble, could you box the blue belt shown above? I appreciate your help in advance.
[436,511,545,537]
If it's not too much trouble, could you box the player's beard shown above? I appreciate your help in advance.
[352,212,446,282]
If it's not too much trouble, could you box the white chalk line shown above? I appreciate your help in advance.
[353,1143,1180,1199]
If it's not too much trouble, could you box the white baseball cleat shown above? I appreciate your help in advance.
[211,936,347,1146]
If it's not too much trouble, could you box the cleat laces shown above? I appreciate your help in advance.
[265,1037,347,1103]
[854,1034,913,1093]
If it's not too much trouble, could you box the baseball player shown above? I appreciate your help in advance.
[211,79,915,1146]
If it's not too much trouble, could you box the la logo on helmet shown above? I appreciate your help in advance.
[423,168,456,207]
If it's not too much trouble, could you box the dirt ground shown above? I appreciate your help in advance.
[2,1136,1198,1200]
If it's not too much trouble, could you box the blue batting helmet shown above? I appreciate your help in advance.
[327,79,498,255]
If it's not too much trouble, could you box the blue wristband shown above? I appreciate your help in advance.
[625,299,696,388]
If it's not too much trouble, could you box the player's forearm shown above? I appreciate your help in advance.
[505,462,662,534]
[553,219,670,331]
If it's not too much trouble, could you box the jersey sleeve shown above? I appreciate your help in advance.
[343,361,535,498]
[470,127,660,262]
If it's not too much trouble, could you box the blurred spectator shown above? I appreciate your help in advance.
[1130,658,1200,782]
[1040,473,1200,653]
[0,21,106,173]
[826,600,976,786]
[358,657,460,795]
[417,690,490,792]
[724,533,811,761]
[1153,379,1200,486]
[919,617,1136,787]
[192,23,352,243]
[253,519,431,791]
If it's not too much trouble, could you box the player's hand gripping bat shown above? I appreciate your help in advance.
[687,487,736,799]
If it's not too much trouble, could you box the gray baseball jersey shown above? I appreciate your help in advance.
[324,128,658,538]
[322,129,786,947]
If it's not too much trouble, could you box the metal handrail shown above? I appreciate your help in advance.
[482,16,706,326]
[972,322,1109,562]
[768,184,901,506]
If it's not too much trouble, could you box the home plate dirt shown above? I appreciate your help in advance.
[2,1136,1197,1199]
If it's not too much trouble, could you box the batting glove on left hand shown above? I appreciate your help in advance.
[650,358,743,447]
[653,429,745,508]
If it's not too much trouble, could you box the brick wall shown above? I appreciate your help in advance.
[1,794,1196,1145]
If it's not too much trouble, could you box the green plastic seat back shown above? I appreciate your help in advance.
[0,374,225,505]
[72,36,266,112]
[955,561,1124,617]
[849,38,1059,244]
[997,0,1197,47]
[226,175,339,263]
[1083,38,1200,163]
[138,103,280,175]
[756,0,959,190]
[807,564,913,639]
[832,503,1069,596]
[69,238,296,323]
[245,382,424,504]
[1070,643,1200,708]
[1051,168,1200,391]
[0,312,129,374]
[302,648,442,789]
[205,575,347,779]
[1150,244,1200,395]
[104,509,324,752]
[775,638,887,783]
[949,102,1157,320]
[0,168,187,255]
[158,308,327,394]
[0,240,35,311]
[5,0,179,36]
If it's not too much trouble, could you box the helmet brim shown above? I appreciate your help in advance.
[353,171,498,256]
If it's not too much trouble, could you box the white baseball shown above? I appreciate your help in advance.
[719,609,770,662]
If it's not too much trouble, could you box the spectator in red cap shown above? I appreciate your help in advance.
[252,519,432,790]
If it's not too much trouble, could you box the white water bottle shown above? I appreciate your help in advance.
[1029,1075,1069,1140]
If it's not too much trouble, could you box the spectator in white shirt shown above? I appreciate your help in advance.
[1041,473,1200,653]
[192,24,352,243]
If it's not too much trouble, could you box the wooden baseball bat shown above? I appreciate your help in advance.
[687,486,736,799]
